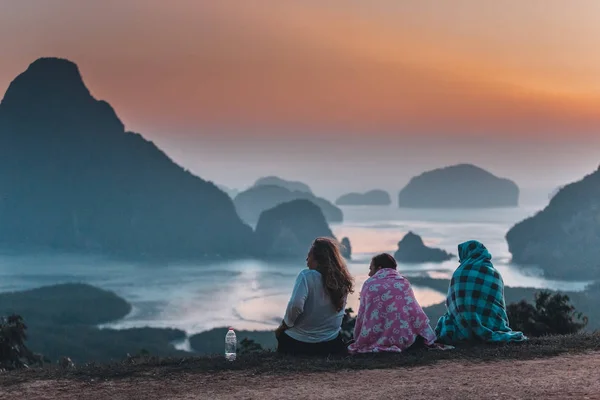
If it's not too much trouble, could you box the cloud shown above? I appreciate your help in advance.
[1,0,599,138]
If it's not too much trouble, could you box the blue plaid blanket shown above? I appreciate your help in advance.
[435,240,526,343]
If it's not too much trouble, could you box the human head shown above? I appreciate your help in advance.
[369,253,397,277]
[457,240,492,263]
[307,237,354,312]
[306,237,342,269]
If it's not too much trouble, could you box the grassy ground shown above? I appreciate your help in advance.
[2,333,599,386]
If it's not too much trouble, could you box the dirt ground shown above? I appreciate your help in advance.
[2,352,600,400]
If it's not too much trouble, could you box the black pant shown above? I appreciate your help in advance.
[277,332,348,356]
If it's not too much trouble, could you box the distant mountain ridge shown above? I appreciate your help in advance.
[335,190,391,206]
[0,57,255,258]
[398,164,519,208]
[253,176,313,194]
[234,184,343,224]
[506,166,600,280]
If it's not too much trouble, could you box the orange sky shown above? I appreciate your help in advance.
[1,0,600,138]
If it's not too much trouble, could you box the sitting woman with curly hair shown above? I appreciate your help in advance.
[275,237,354,356]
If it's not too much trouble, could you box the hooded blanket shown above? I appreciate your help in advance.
[348,268,437,353]
[435,240,526,343]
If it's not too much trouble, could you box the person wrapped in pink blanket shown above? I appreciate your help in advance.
[348,253,439,353]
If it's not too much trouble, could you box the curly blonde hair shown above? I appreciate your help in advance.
[311,237,354,312]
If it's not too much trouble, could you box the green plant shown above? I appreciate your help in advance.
[238,338,264,355]
[507,291,587,337]
[0,314,44,370]
[340,308,356,342]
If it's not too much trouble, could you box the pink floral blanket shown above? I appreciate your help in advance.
[348,269,438,353]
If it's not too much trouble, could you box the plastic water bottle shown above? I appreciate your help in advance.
[225,328,237,361]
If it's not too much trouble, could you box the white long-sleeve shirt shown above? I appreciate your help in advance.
[283,269,345,343]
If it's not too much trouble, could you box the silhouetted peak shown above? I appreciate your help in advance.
[0,57,124,134]
[447,163,479,170]
[399,231,424,246]
[0,58,254,259]
[1,57,91,107]
[28,57,82,78]
[395,231,453,263]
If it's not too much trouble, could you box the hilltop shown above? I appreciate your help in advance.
[1,334,599,399]
[253,176,313,194]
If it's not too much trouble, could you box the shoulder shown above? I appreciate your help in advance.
[298,269,320,277]
[371,268,401,281]
[360,275,381,291]
[297,269,322,283]
[362,269,404,288]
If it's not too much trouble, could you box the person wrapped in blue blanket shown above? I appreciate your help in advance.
[435,240,526,343]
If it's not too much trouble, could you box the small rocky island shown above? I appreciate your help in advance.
[335,190,391,206]
[506,166,600,280]
[234,185,343,225]
[394,232,453,263]
[340,237,352,259]
[398,164,519,208]
[254,199,334,258]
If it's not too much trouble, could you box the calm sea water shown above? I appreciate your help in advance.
[0,205,590,335]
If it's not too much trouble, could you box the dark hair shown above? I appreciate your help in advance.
[310,237,354,312]
[371,253,397,270]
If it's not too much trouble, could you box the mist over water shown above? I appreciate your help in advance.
[0,204,591,335]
